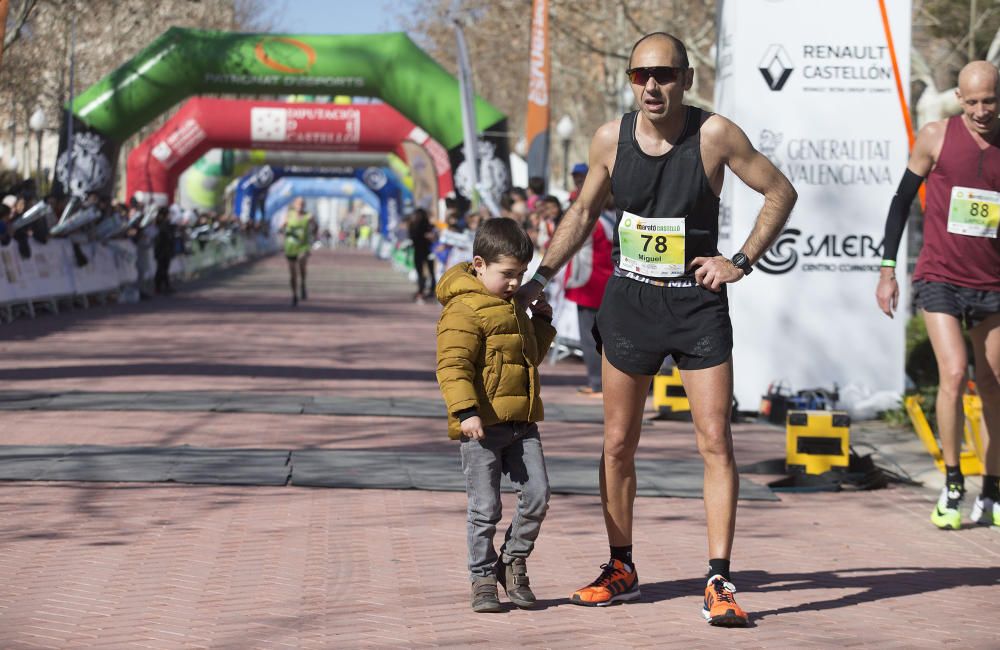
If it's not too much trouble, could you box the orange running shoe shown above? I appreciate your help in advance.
[702,574,749,626]
[569,559,640,606]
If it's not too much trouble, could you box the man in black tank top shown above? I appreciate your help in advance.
[517,32,796,626]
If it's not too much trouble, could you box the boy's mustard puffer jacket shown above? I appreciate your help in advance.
[436,262,557,440]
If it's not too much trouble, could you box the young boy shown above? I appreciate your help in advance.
[435,217,557,613]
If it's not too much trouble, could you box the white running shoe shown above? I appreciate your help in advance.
[970,495,999,526]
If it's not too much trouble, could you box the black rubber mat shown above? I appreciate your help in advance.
[0,445,290,485]
[0,445,777,500]
[0,390,606,423]
[290,451,776,500]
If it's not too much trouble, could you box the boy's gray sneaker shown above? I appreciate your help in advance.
[471,576,502,613]
[495,557,536,608]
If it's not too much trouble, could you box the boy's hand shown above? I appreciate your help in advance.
[461,415,486,440]
[531,296,553,320]
[515,279,544,311]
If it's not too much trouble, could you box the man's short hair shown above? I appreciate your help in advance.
[473,217,533,264]
[628,32,689,69]
[528,176,546,195]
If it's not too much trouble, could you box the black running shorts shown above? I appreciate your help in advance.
[914,279,1000,329]
[594,275,733,374]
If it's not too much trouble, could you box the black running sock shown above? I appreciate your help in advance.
[610,545,633,568]
[708,559,731,582]
[945,465,964,490]
[983,475,1000,501]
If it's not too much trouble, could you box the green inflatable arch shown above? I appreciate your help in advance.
[58,29,510,206]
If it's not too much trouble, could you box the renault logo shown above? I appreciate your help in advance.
[759,45,794,91]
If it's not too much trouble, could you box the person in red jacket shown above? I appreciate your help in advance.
[565,193,616,395]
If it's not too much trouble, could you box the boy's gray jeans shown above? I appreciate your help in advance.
[460,421,550,580]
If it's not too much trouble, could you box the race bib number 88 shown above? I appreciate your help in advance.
[948,186,1000,238]
[617,211,685,277]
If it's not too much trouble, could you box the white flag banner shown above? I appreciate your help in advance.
[714,0,912,408]
[453,21,480,194]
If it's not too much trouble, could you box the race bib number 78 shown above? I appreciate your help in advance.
[617,212,686,277]
[948,186,1000,238]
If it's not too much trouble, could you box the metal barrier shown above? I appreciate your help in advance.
[1,233,277,324]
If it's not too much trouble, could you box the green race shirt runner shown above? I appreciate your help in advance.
[284,210,314,259]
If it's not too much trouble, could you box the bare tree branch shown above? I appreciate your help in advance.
[619,0,645,36]
[549,14,628,61]
[937,8,998,65]
[987,25,1000,63]
[2,0,39,52]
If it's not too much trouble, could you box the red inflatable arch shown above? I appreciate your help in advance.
[126,98,453,204]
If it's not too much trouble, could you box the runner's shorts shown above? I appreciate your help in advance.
[914,279,1000,329]
[594,275,733,374]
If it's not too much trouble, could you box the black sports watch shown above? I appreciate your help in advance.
[730,252,753,276]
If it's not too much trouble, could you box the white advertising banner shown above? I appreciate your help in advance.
[1,245,33,302]
[26,241,76,299]
[106,240,140,285]
[714,0,911,408]
[70,243,121,295]
[1,233,276,313]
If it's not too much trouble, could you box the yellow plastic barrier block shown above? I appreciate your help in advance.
[786,410,850,475]
[653,366,689,416]
[905,394,985,476]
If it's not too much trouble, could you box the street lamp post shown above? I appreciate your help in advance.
[29,108,47,189]
[556,115,575,191]
[7,119,15,160]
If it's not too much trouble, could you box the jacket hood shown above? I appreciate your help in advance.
[436,262,499,306]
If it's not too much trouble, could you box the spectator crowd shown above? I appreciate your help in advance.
[0,176,270,300]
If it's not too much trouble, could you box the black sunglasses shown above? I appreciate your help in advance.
[626,66,686,85]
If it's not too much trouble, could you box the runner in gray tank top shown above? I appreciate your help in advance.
[517,32,796,626]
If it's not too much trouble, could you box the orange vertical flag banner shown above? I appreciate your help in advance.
[878,0,924,207]
[525,0,550,184]
[0,0,10,70]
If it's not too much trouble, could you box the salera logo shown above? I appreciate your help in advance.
[759,44,794,91]
[254,37,317,74]
[758,227,884,274]
[758,228,801,274]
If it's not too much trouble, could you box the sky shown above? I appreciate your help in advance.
[272,0,415,35]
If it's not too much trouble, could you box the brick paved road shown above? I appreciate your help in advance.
[0,249,997,649]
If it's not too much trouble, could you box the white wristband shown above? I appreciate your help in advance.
[531,272,549,288]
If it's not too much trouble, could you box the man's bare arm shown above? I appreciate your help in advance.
[516,120,617,305]
[538,121,617,276]
[717,118,797,262]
